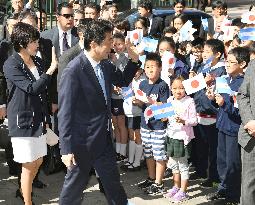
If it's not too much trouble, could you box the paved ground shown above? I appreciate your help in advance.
[0,1,251,205]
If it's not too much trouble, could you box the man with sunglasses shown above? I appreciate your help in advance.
[41,2,79,153]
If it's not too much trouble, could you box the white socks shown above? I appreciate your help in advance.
[116,142,121,154]
[120,143,127,156]
[133,144,143,167]
[128,140,136,164]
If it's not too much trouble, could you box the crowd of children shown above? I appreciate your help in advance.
[107,0,255,204]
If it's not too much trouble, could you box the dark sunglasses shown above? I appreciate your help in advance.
[59,14,74,19]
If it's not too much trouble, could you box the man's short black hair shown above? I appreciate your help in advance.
[145,52,162,67]
[173,0,186,7]
[205,39,224,56]
[85,2,101,14]
[11,22,40,52]
[228,47,250,67]
[211,0,227,10]
[83,19,113,50]
[137,0,153,13]
[57,2,73,15]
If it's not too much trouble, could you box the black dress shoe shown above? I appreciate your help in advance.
[32,179,47,189]
[96,177,105,194]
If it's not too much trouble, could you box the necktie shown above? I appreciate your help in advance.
[63,32,70,52]
[95,64,107,103]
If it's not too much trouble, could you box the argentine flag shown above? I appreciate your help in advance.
[144,102,175,123]
[201,17,208,31]
[215,77,234,95]
[121,86,133,101]
[239,28,255,41]
[202,57,213,73]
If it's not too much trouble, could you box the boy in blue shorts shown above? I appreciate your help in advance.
[206,47,250,204]
[133,53,169,195]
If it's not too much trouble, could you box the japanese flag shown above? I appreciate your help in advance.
[182,73,207,95]
[161,51,176,86]
[222,26,235,41]
[144,107,153,123]
[127,29,143,45]
[241,11,255,24]
[135,89,149,103]
[232,92,238,108]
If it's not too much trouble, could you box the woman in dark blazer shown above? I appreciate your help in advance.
[3,22,57,205]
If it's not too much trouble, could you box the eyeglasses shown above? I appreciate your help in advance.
[59,14,74,19]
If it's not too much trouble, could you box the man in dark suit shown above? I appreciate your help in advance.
[58,19,128,205]
[237,59,255,205]
[41,2,79,132]
[164,0,185,28]
[137,0,163,39]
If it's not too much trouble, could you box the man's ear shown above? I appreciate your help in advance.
[215,51,222,59]
[90,41,97,50]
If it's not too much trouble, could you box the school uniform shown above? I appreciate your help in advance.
[192,61,226,180]
[140,78,169,161]
[215,75,243,202]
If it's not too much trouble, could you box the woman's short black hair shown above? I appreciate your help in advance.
[11,22,40,52]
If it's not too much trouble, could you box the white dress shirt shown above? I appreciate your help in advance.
[58,26,72,55]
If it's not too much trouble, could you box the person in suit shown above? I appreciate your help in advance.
[237,57,255,205]
[0,14,19,177]
[3,22,57,205]
[164,0,186,28]
[137,0,163,39]
[41,2,79,133]
[58,19,128,205]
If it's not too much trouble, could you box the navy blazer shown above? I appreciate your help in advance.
[3,52,51,137]
[58,52,119,168]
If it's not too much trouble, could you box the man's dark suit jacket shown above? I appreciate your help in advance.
[149,15,163,39]
[199,17,215,39]
[57,43,82,90]
[40,27,79,105]
[3,52,51,137]
[58,52,115,169]
[164,14,176,28]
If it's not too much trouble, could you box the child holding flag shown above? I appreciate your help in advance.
[205,47,250,204]
[121,68,146,171]
[134,53,169,195]
[191,39,226,186]
[164,76,197,203]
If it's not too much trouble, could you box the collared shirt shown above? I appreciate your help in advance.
[58,26,72,55]
[148,14,153,34]
[83,50,107,103]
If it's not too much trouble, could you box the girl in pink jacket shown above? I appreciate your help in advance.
[164,76,197,203]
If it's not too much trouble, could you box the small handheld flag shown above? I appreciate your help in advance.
[239,27,255,41]
[215,77,234,95]
[121,86,133,101]
[222,26,235,41]
[139,55,146,69]
[241,11,255,24]
[232,92,238,108]
[179,20,196,42]
[202,57,213,73]
[183,73,207,95]
[127,29,143,45]
[141,37,158,52]
[201,17,208,31]
[144,102,175,123]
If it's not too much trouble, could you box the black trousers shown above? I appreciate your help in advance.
[59,140,127,205]
[217,131,241,201]
[193,123,219,181]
